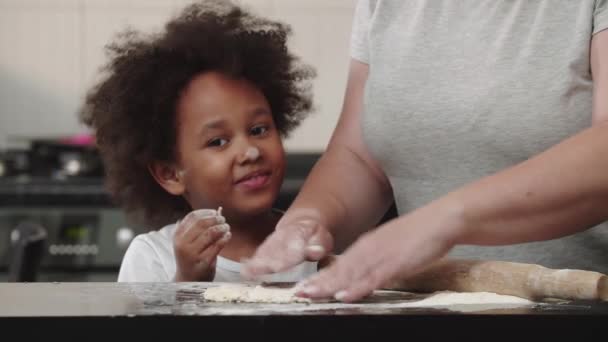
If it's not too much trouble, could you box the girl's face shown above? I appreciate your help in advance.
[168,71,285,219]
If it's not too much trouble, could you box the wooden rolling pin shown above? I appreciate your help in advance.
[382,258,608,301]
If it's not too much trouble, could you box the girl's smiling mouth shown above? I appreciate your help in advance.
[235,170,272,190]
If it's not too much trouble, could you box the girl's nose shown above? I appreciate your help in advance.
[242,146,260,162]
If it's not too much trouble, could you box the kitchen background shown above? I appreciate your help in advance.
[1,0,398,283]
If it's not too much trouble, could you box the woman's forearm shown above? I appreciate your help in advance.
[281,60,393,249]
[446,31,608,245]
[286,144,394,249]
[435,122,608,246]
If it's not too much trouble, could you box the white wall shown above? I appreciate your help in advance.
[0,0,355,152]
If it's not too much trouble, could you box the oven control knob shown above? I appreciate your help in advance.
[10,229,20,245]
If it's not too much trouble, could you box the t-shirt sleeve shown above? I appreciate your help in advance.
[117,236,168,282]
[594,0,608,34]
[350,0,375,63]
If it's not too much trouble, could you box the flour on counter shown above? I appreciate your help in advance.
[200,289,536,314]
[202,284,310,304]
[396,291,535,312]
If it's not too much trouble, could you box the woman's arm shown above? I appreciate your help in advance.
[296,30,608,302]
[453,29,608,245]
[243,60,393,277]
[286,59,393,248]
[592,29,608,124]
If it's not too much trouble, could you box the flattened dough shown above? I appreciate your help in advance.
[203,284,310,304]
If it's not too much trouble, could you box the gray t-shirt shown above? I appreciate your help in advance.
[352,0,608,273]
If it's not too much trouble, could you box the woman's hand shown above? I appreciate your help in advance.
[295,204,463,302]
[242,209,334,278]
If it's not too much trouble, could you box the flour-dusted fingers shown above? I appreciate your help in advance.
[243,217,333,278]
[305,228,334,261]
[182,216,225,243]
[175,209,218,239]
[328,244,394,302]
[192,223,231,254]
[296,229,400,301]
[295,255,359,300]
[199,231,231,267]
[332,268,385,303]
[180,209,217,228]
[243,228,311,278]
[174,214,222,255]
[173,209,229,281]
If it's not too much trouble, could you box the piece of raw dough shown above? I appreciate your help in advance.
[203,285,311,304]
[396,291,535,312]
[401,291,534,307]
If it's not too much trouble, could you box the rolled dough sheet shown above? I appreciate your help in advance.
[203,284,311,304]
[395,291,535,312]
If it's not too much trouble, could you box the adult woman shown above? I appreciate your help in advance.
[244,0,608,302]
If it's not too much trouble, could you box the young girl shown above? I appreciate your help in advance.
[80,0,324,282]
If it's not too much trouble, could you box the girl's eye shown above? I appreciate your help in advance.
[207,138,228,147]
[251,125,269,136]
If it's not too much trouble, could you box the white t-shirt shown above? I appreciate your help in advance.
[117,223,318,282]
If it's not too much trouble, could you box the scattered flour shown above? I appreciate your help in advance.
[201,289,536,314]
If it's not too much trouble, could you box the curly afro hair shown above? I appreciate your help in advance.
[80,0,316,229]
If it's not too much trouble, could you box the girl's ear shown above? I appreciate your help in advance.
[148,162,186,195]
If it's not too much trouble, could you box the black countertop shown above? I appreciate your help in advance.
[0,282,606,338]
